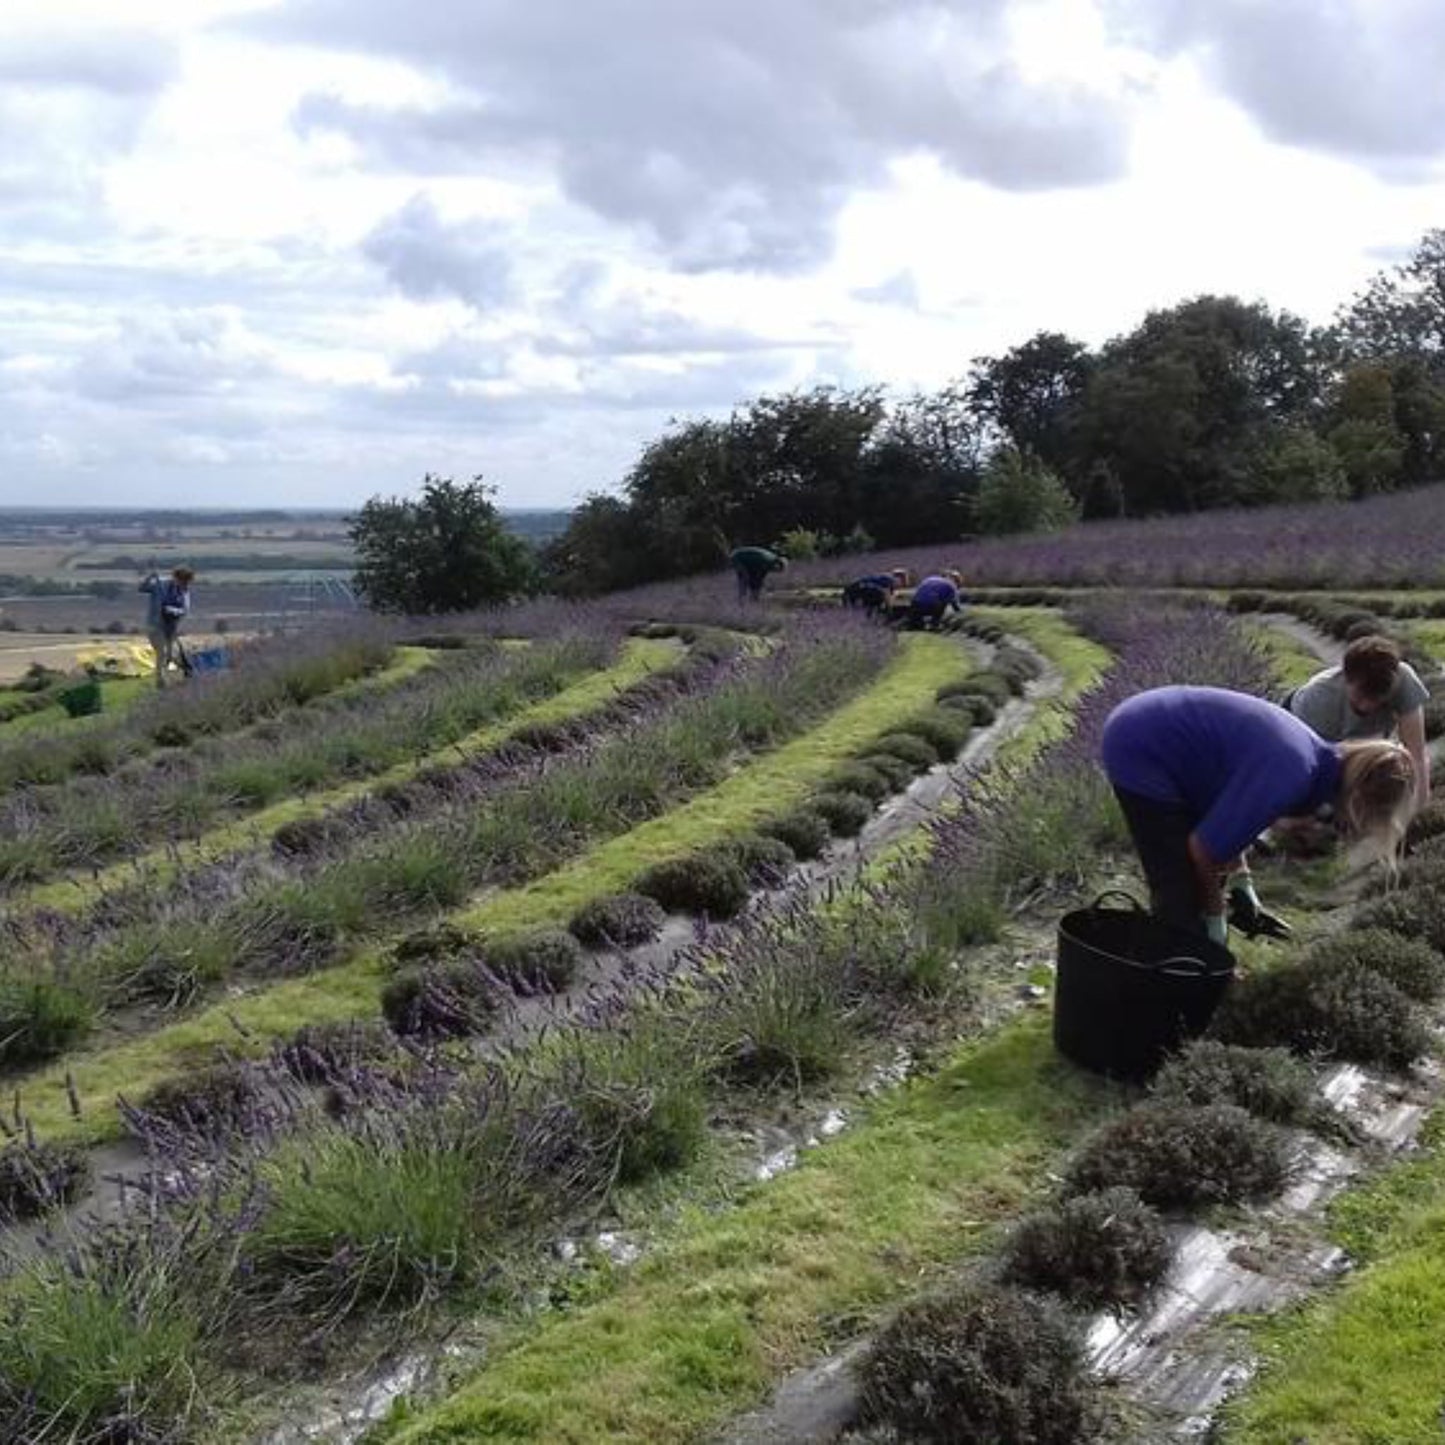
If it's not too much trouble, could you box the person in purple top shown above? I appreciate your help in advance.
[1102,686,1415,945]
[907,571,963,629]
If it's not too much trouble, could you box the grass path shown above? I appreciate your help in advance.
[17,634,965,1145]
[1224,1118,1445,1443]
[0,675,152,737]
[385,1018,1116,1444]
[17,639,671,914]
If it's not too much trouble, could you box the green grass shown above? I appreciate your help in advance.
[15,635,964,1145]
[384,1017,1114,1444]
[0,674,151,738]
[1240,621,1323,691]
[18,639,674,915]
[1224,1114,1445,1444]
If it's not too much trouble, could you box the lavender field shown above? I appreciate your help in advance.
[0,565,1443,1445]
[786,484,1445,592]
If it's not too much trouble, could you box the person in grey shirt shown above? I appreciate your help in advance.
[1288,635,1430,807]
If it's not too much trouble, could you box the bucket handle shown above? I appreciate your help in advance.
[1088,889,1146,914]
[1155,954,1220,977]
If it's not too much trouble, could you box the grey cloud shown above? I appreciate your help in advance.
[0,30,179,96]
[361,194,515,309]
[1104,0,1445,167]
[853,271,921,309]
[257,0,1131,273]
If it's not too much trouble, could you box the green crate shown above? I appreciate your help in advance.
[58,679,103,718]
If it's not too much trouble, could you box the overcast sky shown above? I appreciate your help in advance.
[0,0,1440,511]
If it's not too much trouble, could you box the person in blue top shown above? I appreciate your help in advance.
[729,546,787,603]
[139,566,194,689]
[1102,686,1415,945]
[908,570,963,629]
[841,568,909,616]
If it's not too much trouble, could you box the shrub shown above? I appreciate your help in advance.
[722,834,797,885]
[1423,696,1445,742]
[635,853,751,918]
[391,922,481,969]
[271,814,342,858]
[939,693,996,726]
[508,719,582,754]
[1406,799,1445,850]
[944,672,1013,708]
[871,733,939,771]
[0,1139,91,1221]
[895,708,972,761]
[1307,928,1445,1004]
[810,790,873,837]
[1065,1103,1292,1208]
[150,720,194,749]
[485,930,584,991]
[569,892,668,948]
[0,980,93,1069]
[857,752,914,790]
[992,647,1040,693]
[759,810,832,861]
[381,962,501,1040]
[824,761,894,803]
[856,1281,1101,1444]
[276,1020,398,1085]
[1001,1187,1172,1311]
[1151,1040,1321,1126]
[1213,957,1431,1070]
[133,1061,263,1139]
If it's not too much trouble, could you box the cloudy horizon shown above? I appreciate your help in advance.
[0,0,1440,510]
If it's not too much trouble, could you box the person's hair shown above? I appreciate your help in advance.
[172,566,195,584]
[1337,739,1416,870]
[891,568,910,586]
[1341,635,1401,701]
[947,570,963,587]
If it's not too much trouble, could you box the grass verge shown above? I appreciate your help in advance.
[383,1017,1114,1445]
[1223,1112,1445,1444]
[18,640,670,914]
[1240,622,1324,691]
[16,635,963,1144]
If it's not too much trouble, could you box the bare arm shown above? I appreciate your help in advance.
[1399,707,1430,808]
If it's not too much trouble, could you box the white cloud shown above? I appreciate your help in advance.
[0,0,1440,508]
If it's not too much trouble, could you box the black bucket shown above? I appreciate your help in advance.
[1054,891,1235,1083]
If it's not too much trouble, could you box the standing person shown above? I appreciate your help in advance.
[907,570,963,629]
[139,566,194,689]
[841,568,909,617]
[1101,685,1416,946]
[1287,635,1431,808]
[729,546,786,603]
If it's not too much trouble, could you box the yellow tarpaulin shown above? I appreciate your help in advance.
[75,643,155,678]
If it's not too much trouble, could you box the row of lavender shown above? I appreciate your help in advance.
[0,613,890,1080]
[0,598,1265,1442]
[780,483,1445,592]
[0,629,620,891]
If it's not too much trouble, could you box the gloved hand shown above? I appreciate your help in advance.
[1203,913,1229,947]
[1228,891,1293,940]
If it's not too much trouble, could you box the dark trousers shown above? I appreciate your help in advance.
[735,568,764,602]
[1112,787,1204,935]
[907,600,947,630]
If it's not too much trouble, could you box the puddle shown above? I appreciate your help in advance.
[261,1354,429,1445]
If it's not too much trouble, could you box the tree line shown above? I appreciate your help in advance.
[351,231,1445,611]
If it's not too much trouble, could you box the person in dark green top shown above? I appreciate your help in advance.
[729,546,787,602]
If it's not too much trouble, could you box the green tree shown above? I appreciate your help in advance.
[1249,426,1348,504]
[349,475,536,614]
[967,331,1093,482]
[975,448,1077,535]
[1338,229,1445,374]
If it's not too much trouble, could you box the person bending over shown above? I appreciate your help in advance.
[907,570,963,629]
[139,566,195,689]
[842,568,909,617]
[1287,635,1431,808]
[1102,685,1415,946]
[730,546,787,603]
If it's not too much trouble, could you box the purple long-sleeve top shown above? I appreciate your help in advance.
[1101,686,1340,862]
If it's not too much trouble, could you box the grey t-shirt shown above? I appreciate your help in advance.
[1288,661,1429,741]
